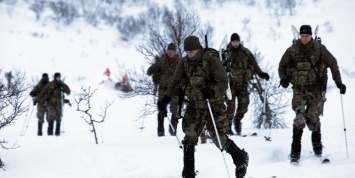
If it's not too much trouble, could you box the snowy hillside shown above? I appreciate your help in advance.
[1,1,355,178]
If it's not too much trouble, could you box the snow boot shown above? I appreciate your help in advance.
[157,113,165,137]
[37,122,43,136]
[290,127,303,163]
[234,119,242,135]
[47,121,54,135]
[55,120,61,136]
[312,129,323,156]
[226,141,249,178]
[169,113,178,136]
[182,144,195,178]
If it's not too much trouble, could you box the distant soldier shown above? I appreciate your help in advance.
[4,71,13,88]
[278,25,346,163]
[30,73,50,136]
[35,73,71,136]
[147,43,181,136]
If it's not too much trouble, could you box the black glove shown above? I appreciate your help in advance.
[30,91,35,97]
[336,83,346,94]
[157,95,171,117]
[201,87,215,100]
[259,72,270,81]
[280,78,289,88]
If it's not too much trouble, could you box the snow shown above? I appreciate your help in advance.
[1,1,355,178]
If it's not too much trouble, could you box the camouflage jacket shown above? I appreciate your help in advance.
[147,54,181,88]
[36,80,71,106]
[165,49,228,108]
[226,43,262,84]
[278,39,342,88]
[30,78,49,105]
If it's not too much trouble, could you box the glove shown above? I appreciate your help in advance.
[157,95,171,117]
[280,78,289,88]
[336,83,346,94]
[259,72,270,81]
[30,91,35,97]
[201,87,215,100]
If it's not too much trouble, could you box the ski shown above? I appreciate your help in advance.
[291,25,299,44]
[235,132,257,137]
[219,34,232,100]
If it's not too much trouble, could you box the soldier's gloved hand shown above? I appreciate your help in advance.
[336,83,346,94]
[259,72,270,81]
[158,95,171,116]
[280,78,289,88]
[30,91,35,97]
[201,87,215,100]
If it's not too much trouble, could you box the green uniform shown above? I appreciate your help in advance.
[30,78,49,123]
[278,39,342,131]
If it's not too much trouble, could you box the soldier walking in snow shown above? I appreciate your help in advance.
[278,25,346,163]
[147,43,181,136]
[158,36,249,178]
[35,72,71,136]
[224,33,269,135]
[30,73,50,136]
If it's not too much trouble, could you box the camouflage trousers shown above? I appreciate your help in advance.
[292,88,323,131]
[37,104,48,123]
[158,87,178,113]
[47,102,63,122]
[226,83,249,126]
[182,103,230,150]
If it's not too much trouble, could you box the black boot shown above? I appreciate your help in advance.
[157,113,165,137]
[182,144,195,178]
[37,122,43,136]
[290,127,303,163]
[55,120,61,136]
[234,119,242,135]
[169,113,178,136]
[226,140,249,178]
[48,121,54,136]
[312,129,323,156]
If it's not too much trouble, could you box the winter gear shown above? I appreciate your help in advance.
[37,122,43,136]
[42,73,48,78]
[168,113,178,136]
[55,120,61,136]
[336,83,346,94]
[290,127,303,161]
[48,121,54,135]
[54,72,61,78]
[300,25,312,35]
[157,95,171,117]
[312,130,323,156]
[182,145,195,178]
[157,113,165,137]
[230,33,240,42]
[167,43,177,51]
[226,141,249,178]
[200,87,215,99]
[280,78,289,88]
[30,76,50,124]
[235,120,242,135]
[184,36,202,51]
[259,72,270,81]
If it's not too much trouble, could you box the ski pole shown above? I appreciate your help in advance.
[340,94,349,159]
[166,113,183,151]
[21,103,35,136]
[265,88,285,142]
[206,99,230,178]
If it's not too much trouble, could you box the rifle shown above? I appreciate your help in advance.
[320,69,328,116]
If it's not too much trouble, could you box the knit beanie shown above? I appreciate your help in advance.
[230,33,240,41]
[184,36,202,51]
[167,43,177,51]
[54,72,61,78]
[42,73,48,78]
[300,25,312,35]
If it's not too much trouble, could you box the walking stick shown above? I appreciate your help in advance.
[206,99,230,178]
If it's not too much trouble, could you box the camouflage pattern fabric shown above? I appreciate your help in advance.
[36,80,70,122]
[30,78,49,123]
[292,88,322,131]
[225,83,249,122]
[158,86,178,113]
[182,103,230,149]
[147,54,180,88]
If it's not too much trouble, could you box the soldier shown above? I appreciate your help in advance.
[158,36,249,178]
[224,33,269,135]
[30,73,50,136]
[278,25,346,163]
[147,43,181,136]
[35,72,71,136]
